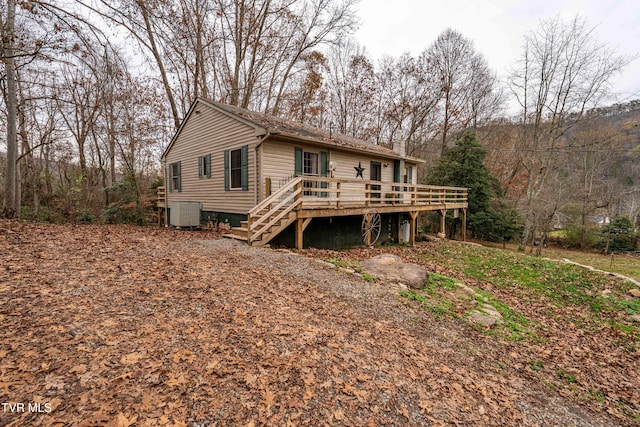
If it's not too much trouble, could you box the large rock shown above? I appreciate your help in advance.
[628,288,640,298]
[468,304,504,327]
[360,254,428,289]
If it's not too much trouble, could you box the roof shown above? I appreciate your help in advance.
[163,97,424,163]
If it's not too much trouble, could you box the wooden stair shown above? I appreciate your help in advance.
[223,220,250,242]
[223,211,297,246]
[223,177,303,246]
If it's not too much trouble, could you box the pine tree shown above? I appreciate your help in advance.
[427,132,522,242]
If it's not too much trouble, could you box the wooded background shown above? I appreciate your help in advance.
[1,0,638,251]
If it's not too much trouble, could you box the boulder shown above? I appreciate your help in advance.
[468,304,504,327]
[360,254,428,289]
[628,288,640,298]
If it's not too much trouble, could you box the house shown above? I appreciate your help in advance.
[159,98,468,249]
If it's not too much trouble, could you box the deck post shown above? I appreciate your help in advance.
[296,215,304,250]
[247,214,253,246]
[265,177,271,197]
[462,208,467,241]
[409,211,418,245]
[438,209,446,239]
[336,182,341,208]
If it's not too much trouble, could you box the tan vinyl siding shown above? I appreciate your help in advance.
[328,150,397,200]
[260,140,414,199]
[260,140,297,199]
[260,140,412,202]
[164,101,256,214]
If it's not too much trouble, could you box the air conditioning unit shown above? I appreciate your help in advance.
[170,201,201,228]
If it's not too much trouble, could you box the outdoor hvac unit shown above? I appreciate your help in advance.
[170,201,201,228]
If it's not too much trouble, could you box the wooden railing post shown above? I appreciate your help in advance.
[295,178,303,207]
[265,177,271,197]
[365,183,370,207]
[336,182,341,208]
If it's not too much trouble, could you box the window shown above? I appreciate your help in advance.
[303,152,319,176]
[294,147,327,196]
[198,154,211,178]
[224,146,248,191]
[169,161,181,192]
[230,149,243,189]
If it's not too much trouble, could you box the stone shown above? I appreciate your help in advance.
[467,304,503,327]
[600,289,612,297]
[360,254,428,289]
[468,311,499,327]
[630,314,640,323]
[628,288,640,298]
[457,283,477,297]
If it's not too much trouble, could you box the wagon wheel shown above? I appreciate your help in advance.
[361,209,382,246]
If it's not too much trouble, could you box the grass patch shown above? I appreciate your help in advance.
[428,272,458,290]
[557,369,578,384]
[473,288,542,342]
[361,273,375,282]
[418,244,634,321]
[399,289,455,318]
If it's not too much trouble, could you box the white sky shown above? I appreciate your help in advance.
[354,0,640,102]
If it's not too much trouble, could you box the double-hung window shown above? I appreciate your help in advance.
[198,154,211,178]
[169,161,181,192]
[230,149,242,189]
[224,145,248,191]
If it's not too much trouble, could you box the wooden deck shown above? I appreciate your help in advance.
[160,177,468,247]
[156,186,167,226]
[231,177,468,248]
[157,186,166,208]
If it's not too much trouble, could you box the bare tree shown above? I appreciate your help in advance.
[427,28,498,155]
[508,15,633,252]
[1,0,18,217]
[280,50,328,126]
[324,40,378,140]
[78,0,182,129]
[376,52,440,157]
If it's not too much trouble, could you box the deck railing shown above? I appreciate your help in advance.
[157,186,166,208]
[247,177,467,244]
[293,176,468,208]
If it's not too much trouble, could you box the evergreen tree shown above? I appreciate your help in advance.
[426,132,522,242]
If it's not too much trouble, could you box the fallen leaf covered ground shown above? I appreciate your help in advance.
[0,221,636,426]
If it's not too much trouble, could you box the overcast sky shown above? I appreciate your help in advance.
[354,0,640,102]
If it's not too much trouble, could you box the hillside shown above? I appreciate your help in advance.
[1,222,638,426]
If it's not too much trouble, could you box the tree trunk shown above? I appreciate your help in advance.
[3,0,18,218]
[518,216,531,251]
[136,0,180,129]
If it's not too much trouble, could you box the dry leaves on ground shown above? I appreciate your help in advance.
[0,221,632,426]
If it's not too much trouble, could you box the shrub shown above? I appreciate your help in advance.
[598,216,637,252]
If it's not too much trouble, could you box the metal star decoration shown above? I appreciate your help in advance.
[354,161,365,179]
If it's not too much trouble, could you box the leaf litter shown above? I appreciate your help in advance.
[0,220,635,426]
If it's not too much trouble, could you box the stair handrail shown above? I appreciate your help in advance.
[249,192,302,242]
[248,177,303,244]
[250,176,303,218]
